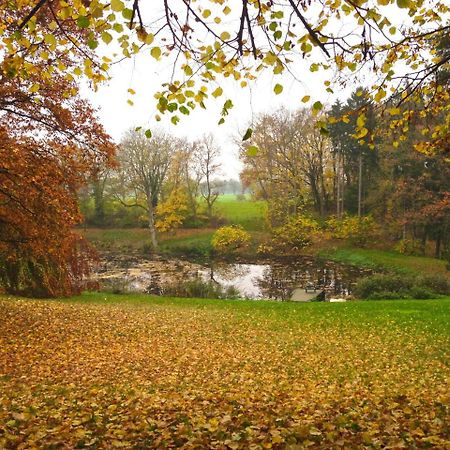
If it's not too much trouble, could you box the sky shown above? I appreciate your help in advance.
[85,51,341,179]
[82,1,393,179]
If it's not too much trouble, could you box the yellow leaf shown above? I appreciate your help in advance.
[212,87,223,98]
[274,84,283,95]
[150,47,161,59]
[389,107,401,115]
[111,0,125,12]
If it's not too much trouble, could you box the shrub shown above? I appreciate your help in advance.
[326,215,380,246]
[354,274,415,299]
[270,215,320,252]
[394,238,422,256]
[417,274,450,294]
[211,225,251,254]
[354,273,444,299]
[409,287,437,299]
[367,291,411,300]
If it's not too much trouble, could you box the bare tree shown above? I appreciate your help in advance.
[195,135,222,221]
[117,129,174,250]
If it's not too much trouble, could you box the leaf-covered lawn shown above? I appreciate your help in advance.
[0,295,448,449]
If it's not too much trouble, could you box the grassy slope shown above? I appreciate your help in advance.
[0,294,448,448]
[320,247,449,276]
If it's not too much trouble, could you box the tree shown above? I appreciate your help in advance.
[329,90,379,217]
[0,81,114,296]
[3,0,448,158]
[240,108,333,224]
[117,129,174,250]
[0,7,115,296]
[195,135,222,221]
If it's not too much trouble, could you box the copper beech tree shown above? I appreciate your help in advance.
[0,7,115,296]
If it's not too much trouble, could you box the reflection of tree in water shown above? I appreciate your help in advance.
[209,263,251,282]
[145,272,162,295]
[256,257,372,300]
[98,255,373,299]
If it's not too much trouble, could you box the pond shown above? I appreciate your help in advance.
[94,253,373,300]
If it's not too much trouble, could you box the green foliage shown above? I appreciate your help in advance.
[270,215,320,252]
[211,225,251,254]
[162,279,240,299]
[354,273,448,299]
[354,274,414,299]
[326,215,379,246]
[81,198,147,228]
[417,274,450,295]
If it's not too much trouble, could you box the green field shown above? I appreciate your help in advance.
[214,194,267,231]
[1,294,448,448]
[78,227,215,256]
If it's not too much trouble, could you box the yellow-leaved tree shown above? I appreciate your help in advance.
[2,0,448,158]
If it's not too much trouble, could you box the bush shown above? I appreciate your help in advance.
[354,274,415,299]
[417,274,450,295]
[270,215,320,252]
[367,291,411,300]
[211,225,251,254]
[354,273,444,300]
[394,238,423,256]
[409,286,437,299]
[326,215,380,246]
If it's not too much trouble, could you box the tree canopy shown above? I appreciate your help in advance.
[2,0,448,157]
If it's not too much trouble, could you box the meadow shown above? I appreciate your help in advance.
[214,194,267,231]
[0,294,448,448]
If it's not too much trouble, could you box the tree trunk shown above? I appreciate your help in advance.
[358,151,363,218]
[147,196,158,250]
[435,233,442,259]
[93,179,105,225]
[421,228,427,255]
[336,149,341,217]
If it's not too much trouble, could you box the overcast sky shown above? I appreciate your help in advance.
[85,52,348,179]
[83,1,397,179]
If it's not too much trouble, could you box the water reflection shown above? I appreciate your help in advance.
[95,255,372,300]
[201,259,370,300]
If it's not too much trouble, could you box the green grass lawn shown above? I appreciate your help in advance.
[214,194,267,231]
[0,294,448,448]
[320,247,449,277]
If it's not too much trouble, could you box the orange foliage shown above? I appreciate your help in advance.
[0,10,115,296]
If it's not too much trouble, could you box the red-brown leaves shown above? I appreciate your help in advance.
[0,5,115,296]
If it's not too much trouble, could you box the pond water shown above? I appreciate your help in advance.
[94,253,373,300]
